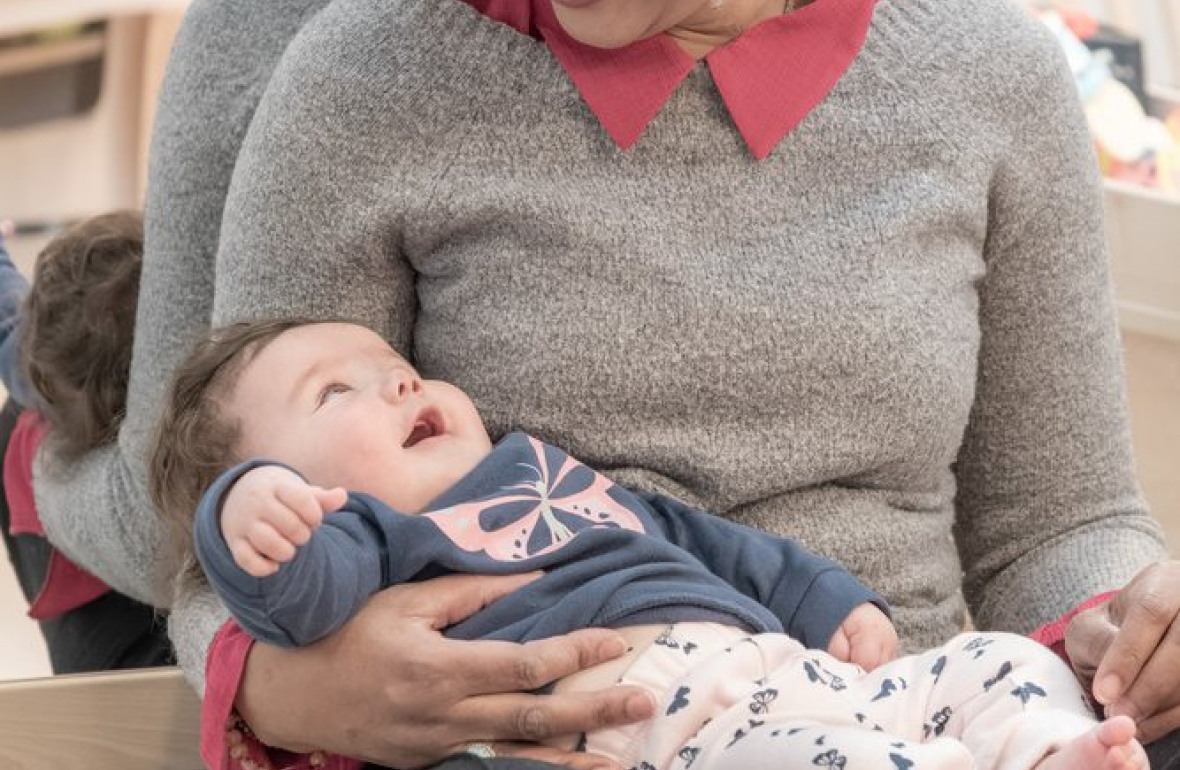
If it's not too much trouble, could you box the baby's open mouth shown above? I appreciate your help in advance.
[404,407,444,448]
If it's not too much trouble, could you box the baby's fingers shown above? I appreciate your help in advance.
[845,637,874,671]
[313,486,348,513]
[247,520,298,563]
[827,626,851,662]
[862,627,899,671]
[879,631,899,666]
[230,539,280,577]
[274,481,326,539]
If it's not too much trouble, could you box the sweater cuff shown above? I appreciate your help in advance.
[787,568,889,650]
[1029,590,1119,665]
[202,620,361,770]
[202,619,252,770]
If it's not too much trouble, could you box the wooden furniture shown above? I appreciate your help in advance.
[0,666,203,770]
[0,1,189,221]
[0,1,189,35]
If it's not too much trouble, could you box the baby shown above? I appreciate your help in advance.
[150,319,1147,770]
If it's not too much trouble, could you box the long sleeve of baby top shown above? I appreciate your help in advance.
[0,239,35,408]
[195,433,886,649]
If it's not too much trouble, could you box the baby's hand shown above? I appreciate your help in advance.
[827,602,898,671]
[220,465,347,577]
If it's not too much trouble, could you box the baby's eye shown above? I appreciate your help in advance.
[316,382,351,407]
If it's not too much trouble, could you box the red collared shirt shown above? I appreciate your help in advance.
[468,0,877,158]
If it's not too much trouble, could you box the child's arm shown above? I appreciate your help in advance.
[195,461,406,648]
[0,222,33,406]
[636,490,893,659]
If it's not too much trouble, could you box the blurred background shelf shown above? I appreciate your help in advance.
[0,29,105,77]
[1105,186,1180,340]
[0,0,189,38]
[0,2,188,223]
[1101,85,1180,341]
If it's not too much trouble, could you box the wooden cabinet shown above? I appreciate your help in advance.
[0,2,188,221]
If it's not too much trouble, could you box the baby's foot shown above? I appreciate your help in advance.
[1035,716,1148,770]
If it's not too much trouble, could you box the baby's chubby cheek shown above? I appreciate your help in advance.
[288,435,384,496]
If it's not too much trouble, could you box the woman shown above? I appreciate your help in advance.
[30,0,1180,768]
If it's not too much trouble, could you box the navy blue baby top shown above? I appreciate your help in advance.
[196,433,886,649]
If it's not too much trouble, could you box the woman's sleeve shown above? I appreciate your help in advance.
[952,22,1167,636]
[198,618,362,770]
[31,0,333,611]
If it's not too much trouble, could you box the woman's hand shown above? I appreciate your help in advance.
[236,571,655,770]
[1065,561,1180,742]
[827,602,898,671]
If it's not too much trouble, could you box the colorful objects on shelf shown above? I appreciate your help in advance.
[1039,8,1178,194]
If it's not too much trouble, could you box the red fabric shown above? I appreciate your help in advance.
[1029,590,1120,664]
[4,411,49,536]
[203,620,361,770]
[3,410,111,619]
[466,0,877,158]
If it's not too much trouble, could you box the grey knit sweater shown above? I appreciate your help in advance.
[34,0,1167,693]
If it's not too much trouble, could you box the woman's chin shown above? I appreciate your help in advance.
[549,7,650,50]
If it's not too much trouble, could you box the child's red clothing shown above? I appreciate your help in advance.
[3,410,110,619]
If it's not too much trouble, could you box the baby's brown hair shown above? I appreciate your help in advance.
[21,211,143,461]
[149,317,322,590]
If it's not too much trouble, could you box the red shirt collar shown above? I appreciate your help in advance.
[466,0,877,159]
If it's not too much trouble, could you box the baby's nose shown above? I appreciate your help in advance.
[383,369,423,402]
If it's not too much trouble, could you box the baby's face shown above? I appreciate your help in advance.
[226,322,493,513]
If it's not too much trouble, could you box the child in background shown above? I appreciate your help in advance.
[151,318,1147,770]
[0,219,36,408]
[0,213,172,672]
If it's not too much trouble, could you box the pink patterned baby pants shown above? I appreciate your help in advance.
[586,623,1096,770]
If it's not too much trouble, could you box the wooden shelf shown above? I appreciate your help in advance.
[1102,181,1180,341]
[0,29,104,77]
[0,667,202,770]
[1104,177,1180,206]
[0,0,189,38]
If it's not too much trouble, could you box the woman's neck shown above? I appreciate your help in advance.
[668,0,801,59]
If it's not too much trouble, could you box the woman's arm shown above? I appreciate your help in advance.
[951,16,1166,635]
[30,0,334,606]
